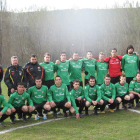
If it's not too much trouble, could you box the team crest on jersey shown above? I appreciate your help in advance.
[124,87,126,89]
[134,57,136,59]
[11,71,14,75]
[19,71,22,75]
[93,61,95,63]
[67,65,68,66]
[79,63,81,64]
[94,90,96,92]
[22,97,24,100]
[62,88,64,91]
[42,91,44,94]
[38,67,40,70]
[79,92,81,94]
[109,87,112,90]
[51,65,52,67]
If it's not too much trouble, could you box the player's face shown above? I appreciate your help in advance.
[73,82,80,90]
[87,52,93,59]
[89,79,96,86]
[120,77,126,84]
[128,48,134,54]
[111,50,117,57]
[11,58,18,66]
[99,54,105,60]
[136,74,140,81]
[60,54,66,61]
[55,77,62,85]
[35,79,42,87]
[44,55,50,62]
[73,53,79,61]
[17,85,24,94]
[104,77,111,85]
[30,57,37,64]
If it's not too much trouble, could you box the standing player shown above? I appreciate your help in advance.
[28,77,51,120]
[100,74,118,113]
[84,76,104,115]
[49,76,71,118]
[69,52,83,88]
[104,48,122,84]
[96,52,108,85]
[0,66,3,94]
[55,52,70,90]
[40,53,55,89]
[69,79,85,117]
[8,82,34,123]
[4,56,27,96]
[115,74,130,110]
[83,51,96,85]
[129,72,140,107]
[122,45,139,84]
[23,54,44,88]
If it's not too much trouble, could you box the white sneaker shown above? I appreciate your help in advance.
[43,114,47,120]
[35,114,39,120]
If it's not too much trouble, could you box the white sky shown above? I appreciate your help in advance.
[6,0,140,11]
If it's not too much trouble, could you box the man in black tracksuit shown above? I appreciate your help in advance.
[23,54,45,88]
[4,56,27,96]
[0,66,3,94]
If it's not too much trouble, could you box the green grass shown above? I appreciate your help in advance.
[1,81,140,140]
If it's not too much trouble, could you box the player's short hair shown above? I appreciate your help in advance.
[99,52,105,55]
[11,56,18,61]
[104,74,111,78]
[35,77,42,81]
[73,79,80,84]
[60,52,66,56]
[120,74,126,79]
[44,52,51,57]
[30,54,37,58]
[88,75,96,81]
[73,52,78,55]
[126,45,134,54]
[17,82,25,87]
[111,48,117,52]
[55,75,61,80]
[87,51,92,53]
[136,72,140,76]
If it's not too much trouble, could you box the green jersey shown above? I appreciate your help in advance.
[55,60,69,85]
[84,84,101,102]
[8,91,33,107]
[27,85,49,104]
[122,54,139,77]
[69,60,83,82]
[115,82,129,96]
[83,58,96,79]
[0,95,9,113]
[100,83,116,101]
[49,84,71,102]
[69,86,84,99]
[40,62,55,81]
[129,80,140,93]
[96,61,108,85]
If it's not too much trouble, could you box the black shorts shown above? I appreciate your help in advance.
[54,101,67,108]
[111,76,120,84]
[33,101,46,109]
[43,80,54,89]
[0,107,3,111]
[14,105,25,113]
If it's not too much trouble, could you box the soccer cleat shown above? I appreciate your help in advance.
[43,114,47,120]
[10,118,15,124]
[22,116,27,123]
[101,110,105,113]
[64,112,68,118]
[35,114,39,120]
[0,122,6,127]
[136,103,140,107]
[57,111,61,115]
[110,109,114,113]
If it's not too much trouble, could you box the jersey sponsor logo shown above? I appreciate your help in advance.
[11,71,14,75]
[19,71,22,75]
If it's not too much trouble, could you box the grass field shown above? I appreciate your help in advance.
[1,81,140,140]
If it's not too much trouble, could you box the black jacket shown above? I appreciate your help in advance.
[0,66,3,82]
[23,62,44,88]
[4,65,27,96]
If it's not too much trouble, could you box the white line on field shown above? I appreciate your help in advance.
[128,109,140,114]
[0,118,65,135]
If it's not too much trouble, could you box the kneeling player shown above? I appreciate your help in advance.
[115,74,130,109]
[68,79,85,117]
[49,75,71,118]
[100,74,118,113]
[129,72,140,107]
[84,76,104,115]
[28,77,51,120]
[8,82,34,123]
[0,95,15,127]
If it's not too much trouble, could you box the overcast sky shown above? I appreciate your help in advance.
[6,0,139,11]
